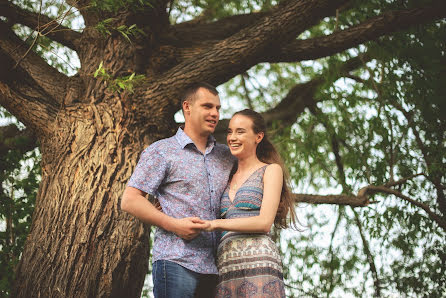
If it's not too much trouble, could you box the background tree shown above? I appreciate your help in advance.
[0,110,39,296]
[0,0,445,297]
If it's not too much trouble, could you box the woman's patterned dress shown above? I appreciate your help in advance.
[216,165,286,298]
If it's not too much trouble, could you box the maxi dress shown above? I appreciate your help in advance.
[215,165,286,298]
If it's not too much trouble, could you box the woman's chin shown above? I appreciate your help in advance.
[229,148,242,157]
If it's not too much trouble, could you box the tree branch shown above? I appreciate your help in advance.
[211,53,370,142]
[0,1,81,50]
[0,45,59,132]
[293,193,368,207]
[263,53,368,126]
[240,73,254,110]
[264,1,446,63]
[165,11,269,46]
[0,22,69,104]
[352,209,382,297]
[363,185,446,232]
[139,0,348,118]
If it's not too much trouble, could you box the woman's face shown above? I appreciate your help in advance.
[227,115,263,159]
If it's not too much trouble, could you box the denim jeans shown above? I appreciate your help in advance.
[152,260,217,298]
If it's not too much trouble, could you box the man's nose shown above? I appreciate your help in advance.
[210,108,219,117]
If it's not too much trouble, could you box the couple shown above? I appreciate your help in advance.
[121,82,297,297]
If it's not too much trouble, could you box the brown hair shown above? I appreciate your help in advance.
[181,82,219,107]
[232,109,298,229]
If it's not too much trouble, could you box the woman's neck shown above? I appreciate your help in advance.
[236,154,262,173]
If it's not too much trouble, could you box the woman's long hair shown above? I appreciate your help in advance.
[232,109,298,229]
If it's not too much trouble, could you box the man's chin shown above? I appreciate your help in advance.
[204,126,216,134]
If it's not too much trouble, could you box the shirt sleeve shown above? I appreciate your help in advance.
[127,145,169,196]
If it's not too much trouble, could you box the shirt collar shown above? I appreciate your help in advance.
[175,128,216,149]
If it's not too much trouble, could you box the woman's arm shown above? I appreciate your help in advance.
[207,164,283,233]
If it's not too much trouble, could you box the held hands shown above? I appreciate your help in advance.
[171,217,210,240]
[155,201,214,240]
[203,220,217,232]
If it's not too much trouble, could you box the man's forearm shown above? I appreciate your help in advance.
[121,187,174,231]
[120,186,209,239]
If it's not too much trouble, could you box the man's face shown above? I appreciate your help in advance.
[184,88,221,136]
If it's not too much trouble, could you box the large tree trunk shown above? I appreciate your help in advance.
[15,106,129,296]
[13,86,175,297]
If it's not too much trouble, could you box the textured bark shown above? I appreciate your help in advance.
[12,96,174,297]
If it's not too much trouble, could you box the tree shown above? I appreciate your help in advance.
[0,112,39,296]
[0,0,445,296]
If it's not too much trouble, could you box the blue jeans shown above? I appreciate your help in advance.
[152,260,217,298]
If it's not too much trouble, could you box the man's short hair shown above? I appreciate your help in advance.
[181,82,219,106]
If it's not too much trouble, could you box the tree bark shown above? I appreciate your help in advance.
[12,99,168,297]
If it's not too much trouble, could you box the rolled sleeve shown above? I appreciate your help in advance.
[127,146,168,196]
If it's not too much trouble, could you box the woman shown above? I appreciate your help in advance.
[204,109,298,298]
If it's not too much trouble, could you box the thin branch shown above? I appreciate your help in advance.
[384,173,424,188]
[364,185,446,232]
[352,209,382,297]
[264,1,446,63]
[240,73,254,110]
[0,1,82,50]
[326,210,343,297]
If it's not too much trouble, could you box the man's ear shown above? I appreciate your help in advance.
[183,101,190,116]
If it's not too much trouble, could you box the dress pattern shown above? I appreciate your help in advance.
[216,165,286,298]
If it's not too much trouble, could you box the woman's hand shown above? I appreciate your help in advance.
[203,220,217,232]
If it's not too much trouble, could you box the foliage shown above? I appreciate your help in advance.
[0,111,40,297]
[96,18,146,43]
[89,0,154,13]
[93,61,146,93]
[218,1,445,296]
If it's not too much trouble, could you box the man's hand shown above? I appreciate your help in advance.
[169,217,210,240]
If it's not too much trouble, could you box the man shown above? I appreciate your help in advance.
[121,82,234,297]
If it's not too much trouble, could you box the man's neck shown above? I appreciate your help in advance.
[183,126,209,153]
